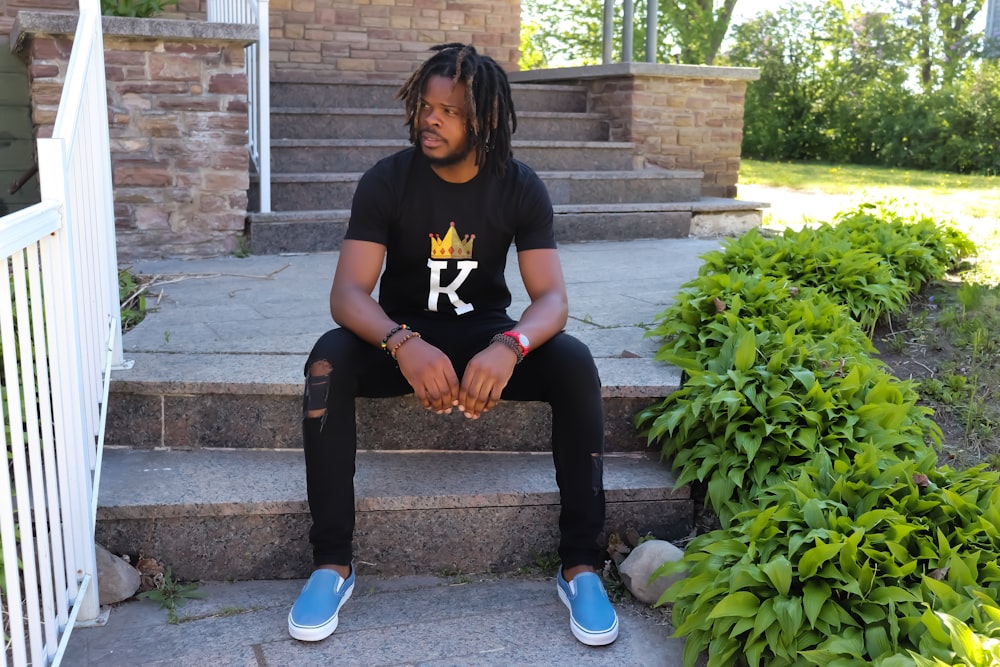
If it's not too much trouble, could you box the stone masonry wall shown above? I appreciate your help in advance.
[511,64,758,199]
[590,74,749,198]
[5,1,521,81]
[14,14,256,259]
[264,0,521,79]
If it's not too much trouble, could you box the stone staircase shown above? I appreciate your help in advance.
[92,72,726,584]
[246,71,748,254]
[95,234,706,584]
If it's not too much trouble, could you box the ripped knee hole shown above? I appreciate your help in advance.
[304,360,332,418]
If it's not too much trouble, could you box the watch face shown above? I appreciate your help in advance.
[517,334,530,349]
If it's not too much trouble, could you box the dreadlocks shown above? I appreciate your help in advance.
[397,43,517,176]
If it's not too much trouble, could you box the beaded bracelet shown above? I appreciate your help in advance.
[490,332,524,364]
[390,331,422,360]
[380,324,408,353]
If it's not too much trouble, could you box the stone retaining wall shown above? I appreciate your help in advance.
[510,63,759,199]
[13,12,256,259]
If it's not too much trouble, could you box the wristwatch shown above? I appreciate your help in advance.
[502,331,530,358]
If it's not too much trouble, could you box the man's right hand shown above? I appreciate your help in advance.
[395,338,460,414]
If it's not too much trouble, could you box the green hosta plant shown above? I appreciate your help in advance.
[911,598,1000,666]
[697,226,910,331]
[830,202,975,288]
[695,202,974,331]
[645,270,876,368]
[637,321,940,526]
[658,444,1000,667]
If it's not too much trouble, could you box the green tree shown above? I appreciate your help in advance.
[727,0,999,172]
[521,0,604,66]
[660,0,740,64]
[521,0,742,66]
[900,0,986,88]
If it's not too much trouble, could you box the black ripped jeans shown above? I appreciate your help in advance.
[302,311,606,570]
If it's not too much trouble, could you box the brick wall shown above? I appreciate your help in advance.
[15,14,256,260]
[589,74,749,198]
[511,63,758,199]
[5,1,521,81]
[262,0,521,79]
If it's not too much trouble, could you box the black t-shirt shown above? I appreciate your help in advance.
[345,147,556,319]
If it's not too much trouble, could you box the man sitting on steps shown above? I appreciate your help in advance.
[287,42,619,648]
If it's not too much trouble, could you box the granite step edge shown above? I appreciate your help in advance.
[96,449,688,519]
[110,352,682,398]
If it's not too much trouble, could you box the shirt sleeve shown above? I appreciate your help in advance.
[513,164,557,252]
[344,159,396,246]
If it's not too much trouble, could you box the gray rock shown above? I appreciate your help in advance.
[96,544,141,605]
[618,539,685,605]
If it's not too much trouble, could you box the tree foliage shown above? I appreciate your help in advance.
[520,0,999,173]
[521,0,741,66]
[725,0,1000,174]
[661,0,739,65]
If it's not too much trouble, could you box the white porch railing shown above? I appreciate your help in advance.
[0,0,119,663]
[208,0,271,213]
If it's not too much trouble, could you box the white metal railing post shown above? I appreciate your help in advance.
[0,0,115,657]
[209,0,270,213]
[38,122,102,629]
[257,0,271,212]
[987,0,1000,59]
[603,0,659,64]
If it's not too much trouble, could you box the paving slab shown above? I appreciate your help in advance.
[65,575,686,666]
[118,238,722,359]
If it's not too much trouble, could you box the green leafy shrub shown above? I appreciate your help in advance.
[637,321,940,526]
[696,203,974,331]
[101,0,177,18]
[659,445,1000,666]
[637,204,989,663]
[644,270,875,369]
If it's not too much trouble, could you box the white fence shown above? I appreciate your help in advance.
[208,0,271,213]
[0,0,119,663]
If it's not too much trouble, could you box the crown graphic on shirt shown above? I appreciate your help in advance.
[429,222,475,259]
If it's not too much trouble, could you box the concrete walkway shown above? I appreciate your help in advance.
[67,237,726,666]
[66,574,680,666]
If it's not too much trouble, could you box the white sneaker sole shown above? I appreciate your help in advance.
[288,582,354,642]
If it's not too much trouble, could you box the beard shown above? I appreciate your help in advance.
[420,132,474,168]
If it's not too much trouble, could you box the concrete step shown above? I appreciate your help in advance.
[264,168,703,211]
[245,198,764,254]
[270,139,640,173]
[270,108,611,142]
[270,74,589,113]
[94,448,691,581]
[104,352,680,452]
[97,243,721,583]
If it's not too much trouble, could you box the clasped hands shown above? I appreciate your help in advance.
[394,337,517,419]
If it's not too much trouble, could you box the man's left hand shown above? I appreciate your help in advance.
[457,343,518,419]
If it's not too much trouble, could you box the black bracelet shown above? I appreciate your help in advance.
[491,332,524,364]
[380,324,408,353]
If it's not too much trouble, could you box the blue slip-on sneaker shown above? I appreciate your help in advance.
[556,566,619,646]
[288,567,355,642]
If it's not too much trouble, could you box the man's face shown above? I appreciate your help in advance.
[418,75,474,171]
